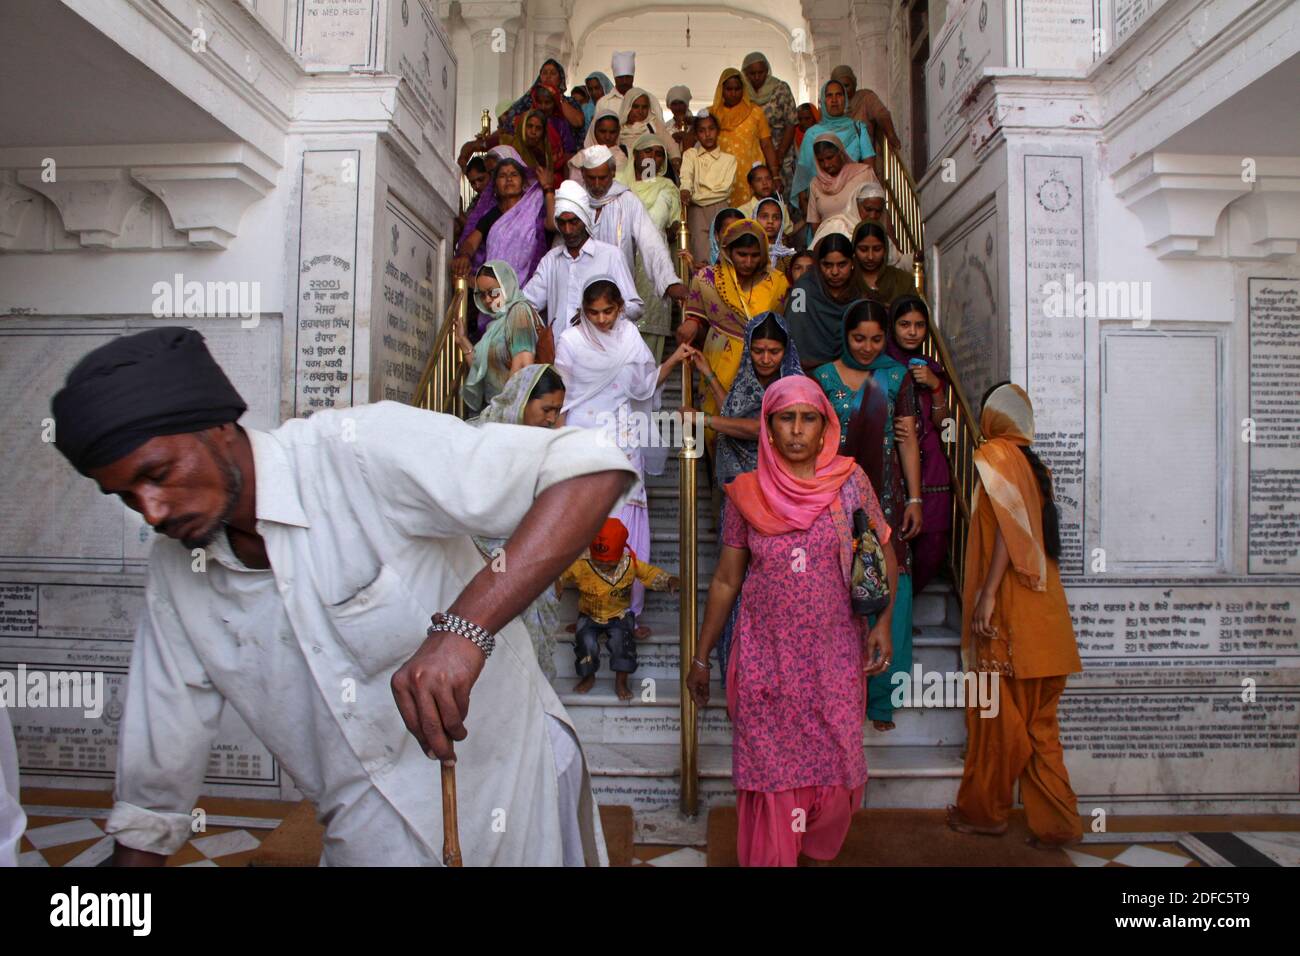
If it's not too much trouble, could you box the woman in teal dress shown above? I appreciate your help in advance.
[812,298,923,731]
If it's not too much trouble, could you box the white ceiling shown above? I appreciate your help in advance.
[0,0,238,148]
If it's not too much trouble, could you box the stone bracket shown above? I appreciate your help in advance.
[2,146,275,252]
[1115,152,1300,260]
[129,164,274,250]
[1115,153,1252,259]
[15,168,150,249]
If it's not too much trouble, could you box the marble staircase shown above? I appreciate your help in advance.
[548,376,967,844]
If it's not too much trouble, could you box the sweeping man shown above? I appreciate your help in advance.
[50,327,635,866]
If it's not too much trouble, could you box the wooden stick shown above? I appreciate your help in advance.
[441,760,463,867]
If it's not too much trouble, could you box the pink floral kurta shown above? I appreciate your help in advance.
[722,466,887,792]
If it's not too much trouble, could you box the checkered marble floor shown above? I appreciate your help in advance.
[1066,832,1299,868]
[17,805,287,868]
[631,845,707,867]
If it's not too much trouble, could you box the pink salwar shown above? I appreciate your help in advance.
[736,784,866,867]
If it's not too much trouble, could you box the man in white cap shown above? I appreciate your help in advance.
[601,51,637,117]
[524,179,642,333]
[577,145,687,310]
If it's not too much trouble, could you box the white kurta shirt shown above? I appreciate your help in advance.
[104,402,636,866]
[522,237,643,332]
[0,707,23,867]
[588,188,680,299]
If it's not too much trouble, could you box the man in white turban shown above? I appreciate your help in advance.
[524,179,643,332]
[575,145,686,312]
[601,50,637,117]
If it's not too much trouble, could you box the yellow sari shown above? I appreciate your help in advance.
[710,68,772,207]
[684,219,789,451]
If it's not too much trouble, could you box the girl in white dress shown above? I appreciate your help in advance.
[554,275,696,616]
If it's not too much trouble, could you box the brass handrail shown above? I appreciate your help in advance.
[414,277,470,416]
[920,317,984,598]
[676,205,700,816]
[878,136,924,260]
[678,361,699,817]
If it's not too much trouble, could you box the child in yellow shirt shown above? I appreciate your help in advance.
[557,518,679,700]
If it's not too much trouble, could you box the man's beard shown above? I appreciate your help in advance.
[179,436,243,550]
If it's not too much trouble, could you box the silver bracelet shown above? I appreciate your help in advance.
[691,657,709,670]
[906,497,924,506]
[429,612,495,659]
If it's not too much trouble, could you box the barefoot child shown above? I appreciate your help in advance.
[557,518,679,700]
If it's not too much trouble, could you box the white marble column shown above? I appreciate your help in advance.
[456,0,526,129]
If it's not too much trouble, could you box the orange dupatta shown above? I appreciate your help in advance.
[969,383,1048,592]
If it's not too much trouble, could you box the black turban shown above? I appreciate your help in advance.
[51,327,247,475]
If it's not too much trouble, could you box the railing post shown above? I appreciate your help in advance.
[678,361,699,817]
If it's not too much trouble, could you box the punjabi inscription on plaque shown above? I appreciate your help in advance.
[379,198,439,404]
[1248,278,1300,574]
[1024,156,1086,571]
[938,206,1000,407]
[294,150,359,416]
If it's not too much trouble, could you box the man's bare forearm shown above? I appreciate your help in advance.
[447,469,633,633]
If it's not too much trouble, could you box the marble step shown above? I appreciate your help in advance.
[550,626,963,686]
[552,586,958,648]
[566,684,967,748]
[587,743,965,840]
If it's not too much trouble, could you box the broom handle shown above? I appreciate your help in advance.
[441,758,463,867]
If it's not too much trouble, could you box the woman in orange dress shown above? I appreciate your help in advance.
[709,68,779,208]
[947,382,1084,849]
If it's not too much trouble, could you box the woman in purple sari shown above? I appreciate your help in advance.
[453,146,553,291]
[885,294,953,595]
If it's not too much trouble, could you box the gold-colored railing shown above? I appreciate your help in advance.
[414,277,470,416]
[878,136,924,260]
[675,206,700,816]
[919,319,984,597]
[880,137,985,597]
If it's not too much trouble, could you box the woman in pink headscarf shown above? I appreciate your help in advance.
[687,376,898,866]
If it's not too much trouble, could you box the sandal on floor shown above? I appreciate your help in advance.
[945,805,1008,836]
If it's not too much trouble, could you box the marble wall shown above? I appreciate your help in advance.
[920,0,1300,812]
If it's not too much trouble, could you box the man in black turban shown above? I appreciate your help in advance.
[48,326,637,867]
[51,327,250,551]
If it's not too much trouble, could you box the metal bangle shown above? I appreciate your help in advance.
[429,611,495,659]
[691,657,709,670]
[906,497,924,506]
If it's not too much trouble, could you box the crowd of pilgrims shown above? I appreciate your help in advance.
[450,50,1084,864]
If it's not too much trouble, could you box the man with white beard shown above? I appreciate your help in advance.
[576,145,687,312]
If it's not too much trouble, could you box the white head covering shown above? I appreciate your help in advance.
[557,274,658,416]
[554,179,593,231]
[611,51,636,77]
[665,85,692,107]
[581,144,615,169]
[811,214,856,248]
[855,181,886,202]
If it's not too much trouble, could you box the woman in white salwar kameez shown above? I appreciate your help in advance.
[554,275,697,617]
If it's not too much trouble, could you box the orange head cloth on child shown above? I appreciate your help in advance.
[590,517,639,572]
[589,517,629,563]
